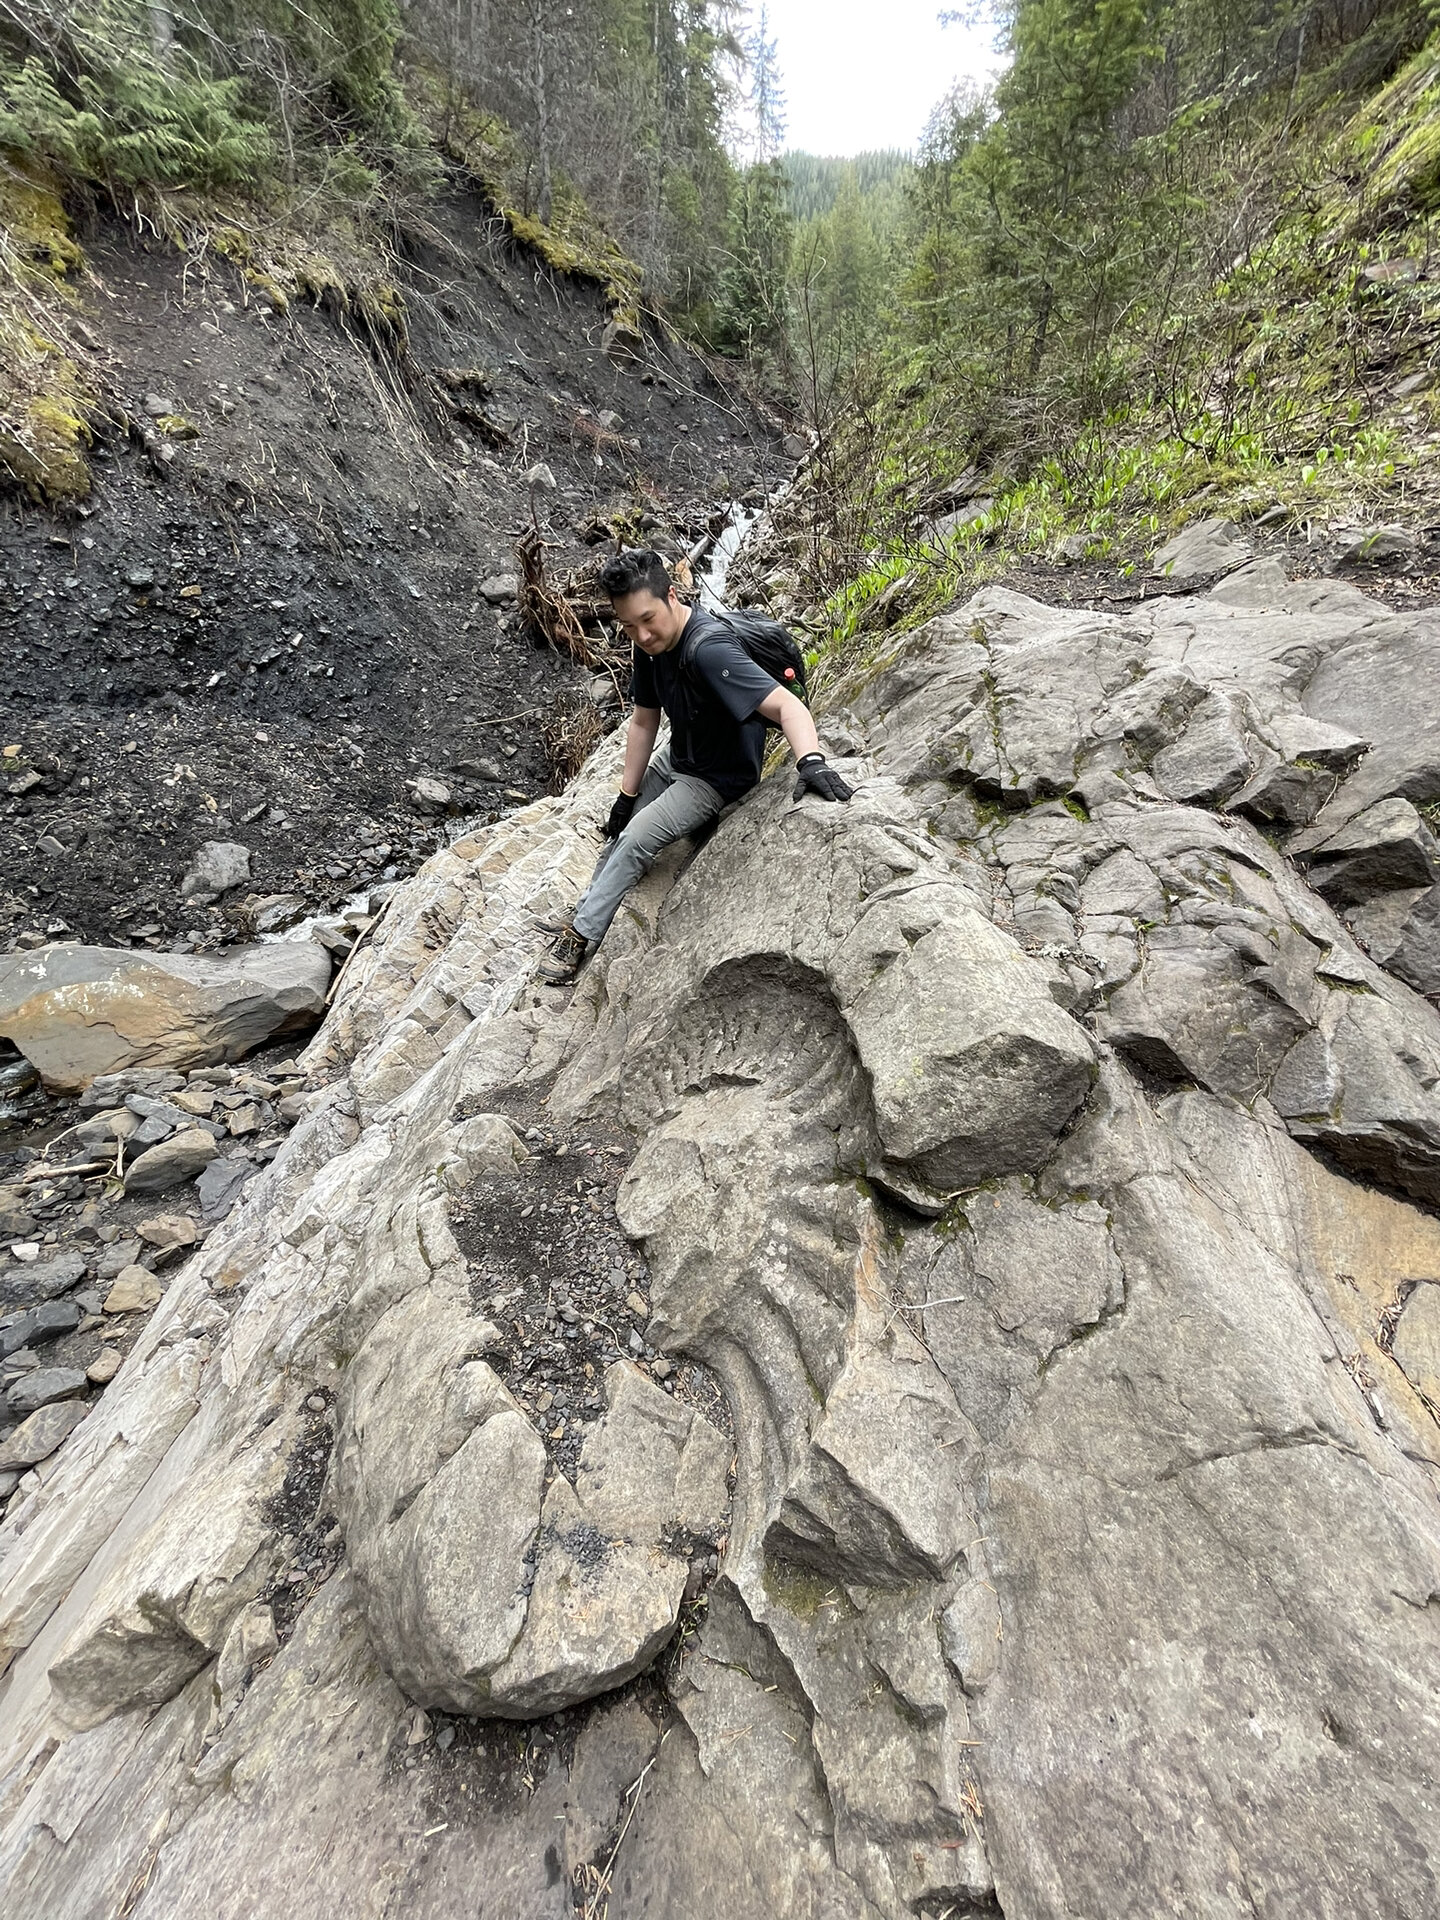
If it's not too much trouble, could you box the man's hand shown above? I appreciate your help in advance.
[793,753,854,803]
[605,790,639,838]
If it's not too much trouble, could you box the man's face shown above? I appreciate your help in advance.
[610,587,687,655]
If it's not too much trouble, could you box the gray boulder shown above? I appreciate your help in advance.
[1151,515,1253,582]
[122,1127,219,1196]
[7,1366,86,1417]
[0,941,331,1091]
[180,839,251,902]
[1307,797,1440,903]
[0,1399,88,1470]
[7,577,1440,1919]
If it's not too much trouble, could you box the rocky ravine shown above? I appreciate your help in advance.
[3,548,1440,1916]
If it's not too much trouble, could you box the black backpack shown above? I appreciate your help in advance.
[681,608,809,721]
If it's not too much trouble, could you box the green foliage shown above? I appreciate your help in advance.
[775,0,1440,674]
[0,52,271,191]
[713,158,793,361]
[784,150,912,223]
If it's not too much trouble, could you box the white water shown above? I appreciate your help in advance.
[698,502,760,611]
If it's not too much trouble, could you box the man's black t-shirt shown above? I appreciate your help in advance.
[629,608,780,801]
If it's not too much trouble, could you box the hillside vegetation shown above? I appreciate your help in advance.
[764,0,1440,653]
[0,0,770,504]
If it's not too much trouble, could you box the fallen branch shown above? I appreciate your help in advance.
[19,1159,110,1184]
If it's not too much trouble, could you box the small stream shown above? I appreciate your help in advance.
[698,502,761,611]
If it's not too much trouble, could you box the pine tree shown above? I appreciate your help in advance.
[746,3,787,163]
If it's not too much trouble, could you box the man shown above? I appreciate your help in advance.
[539,547,853,981]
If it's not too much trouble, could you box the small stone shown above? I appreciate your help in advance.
[523,461,557,493]
[405,776,451,813]
[436,1724,456,1751]
[20,1251,88,1299]
[10,1243,39,1263]
[196,1156,256,1222]
[171,1087,218,1117]
[137,1213,200,1252]
[31,1299,81,1341]
[1,1312,34,1356]
[651,1356,673,1380]
[227,1102,262,1137]
[1334,524,1420,563]
[103,1266,163,1313]
[6,1365,87,1416]
[180,839,251,902]
[478,574,520,605]
[307,1393,326,1413]
[625,1291,648,1318]
[407,1707,432,1746]
[0,1398,88,1469]
[86,1346,122,1385]
[97,1239,143,1280]
[628,1329,644,1354]
[123,1128,219,1196]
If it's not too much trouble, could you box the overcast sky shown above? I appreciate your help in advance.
[758,0,1002,157]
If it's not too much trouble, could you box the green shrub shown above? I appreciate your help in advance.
[0,53,272,191]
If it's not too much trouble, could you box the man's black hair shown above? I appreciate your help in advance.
[600,548,672,602]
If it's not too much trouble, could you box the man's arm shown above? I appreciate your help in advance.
[602,705,662,839]
[621,705,662,795]
[755,685,820,762]
[755,685,854,804]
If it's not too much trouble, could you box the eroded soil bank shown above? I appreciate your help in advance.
[1,186,781,956]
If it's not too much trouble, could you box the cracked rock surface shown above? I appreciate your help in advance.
[1,568,1440,1917]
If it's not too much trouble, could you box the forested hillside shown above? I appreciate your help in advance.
[755,0,1440,651]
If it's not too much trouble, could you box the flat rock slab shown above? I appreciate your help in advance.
[1152,516,1253,583]
[6,1365,87,1417]
[0,941,332,1092]
[0,1398,88,1470]
[0,1251,87,1303]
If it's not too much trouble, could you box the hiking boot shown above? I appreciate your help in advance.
[537,923,590,983]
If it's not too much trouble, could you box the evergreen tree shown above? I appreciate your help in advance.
[746,3,787,163]
[716,155,793,359]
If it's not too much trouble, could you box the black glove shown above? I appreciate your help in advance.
[792,753,854,803]
[605,790,639,838]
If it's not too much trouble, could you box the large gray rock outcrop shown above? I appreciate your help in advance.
[3,567,1440,1918]
[0,941,332,1091]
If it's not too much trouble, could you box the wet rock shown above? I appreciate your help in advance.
[0,942,331,1092]
[122,1127,219,1196]
[251,893,305,935]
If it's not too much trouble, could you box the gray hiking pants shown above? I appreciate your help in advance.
[573,745,724,944]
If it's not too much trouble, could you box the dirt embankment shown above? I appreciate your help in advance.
[0,187,780,955]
